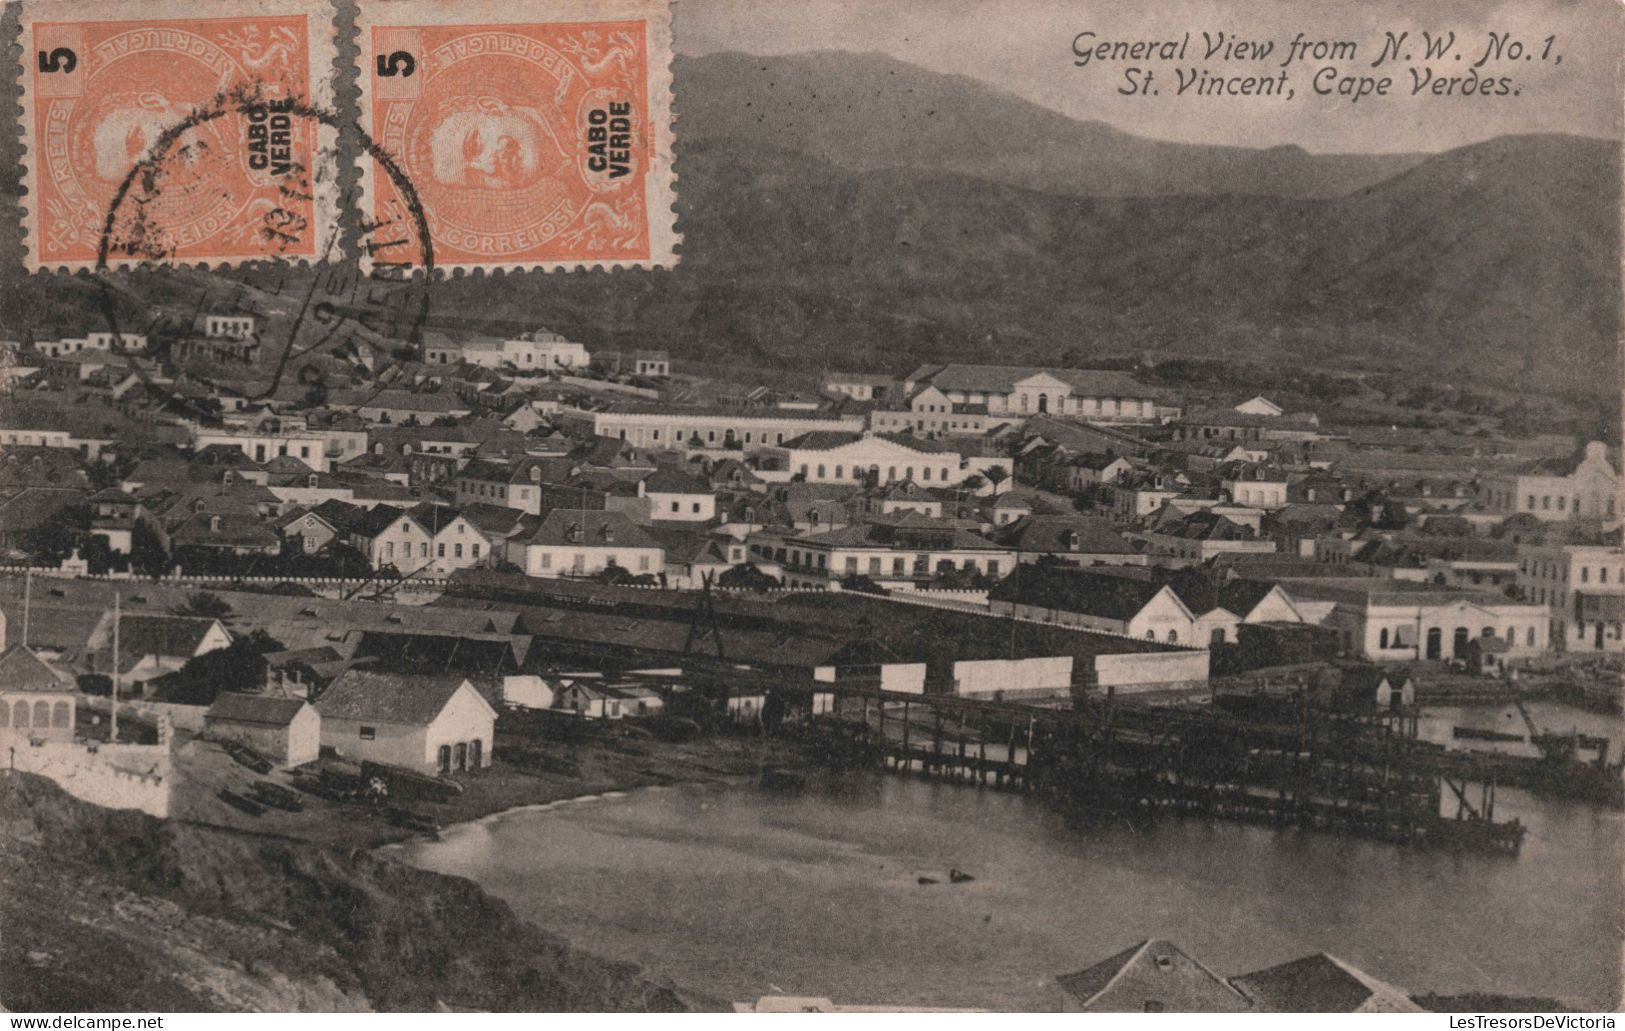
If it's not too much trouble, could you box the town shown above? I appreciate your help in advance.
[0,314,1620,1009]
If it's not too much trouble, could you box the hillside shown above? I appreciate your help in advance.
[676,51,1427,199]
[432,130,1618,398]
[0,774,704,1012]
[0,52,1615,400]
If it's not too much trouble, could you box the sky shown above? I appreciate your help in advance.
[676,0,1624,152]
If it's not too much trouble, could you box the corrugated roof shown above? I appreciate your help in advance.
[315,670,486,725]
[205,691,310,726]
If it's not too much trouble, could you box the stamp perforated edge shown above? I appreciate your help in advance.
[17,0,343,274]
[354,0,679,276]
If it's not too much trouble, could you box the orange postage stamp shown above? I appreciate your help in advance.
[19,0,339,271]
[356,0,677,273]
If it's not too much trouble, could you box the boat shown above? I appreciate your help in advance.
[1452,726,1524,743]
[760,767,807,792]
[222,740,273,774]
[917,876,939,885]
[386,806,440,834]
[949,869,976,884]
[360,760,463,801]
[218,788,266,817]
[248,781,304,812]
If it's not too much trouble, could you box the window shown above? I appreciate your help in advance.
[540,553,552,569]
[671,501,680,513]
[359,726,376,740]
[420,542,428,557]
[386,542,394,559]
[472,544,481,558]
[1379,628,1389,649]
[692,503,701,513]
[454,544,463,559]
[1582,567,1589,583]
[437,543,446,558]
[638,556,650,571]
[1527,627,1536,646]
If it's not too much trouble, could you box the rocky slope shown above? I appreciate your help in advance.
[0,773,707,1012]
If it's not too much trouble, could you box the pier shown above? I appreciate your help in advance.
[700,673,1530,854]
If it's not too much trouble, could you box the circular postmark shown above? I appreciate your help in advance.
[91,83,437,418]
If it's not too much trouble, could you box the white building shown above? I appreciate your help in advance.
[642,468,717,522]
[1517,540,1625,653]
[204,693,321,767]
[901,364,1159,423]
[509,510,665,579]
[1282,580,1550,663]
[33,331,147,357]
[202,315,256,339]
[193,427,330,473]
[583,403,866,451]
[316,672,496,774]
[426,329,589,370]
[766,431,1003,489]
[1480,441,1620,523]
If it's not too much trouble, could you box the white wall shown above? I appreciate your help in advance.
[952,656,1073,700]
[1093,650,1210,693]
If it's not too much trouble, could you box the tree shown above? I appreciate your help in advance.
[838,574,889,595]
[717,563,781,591]
[173,591,233,622]
[24,504,91,565]
[984,466,1009,489]
[154,629,283,706]
[130,522,171,578]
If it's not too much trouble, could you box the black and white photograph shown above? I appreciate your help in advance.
[0,0,1620,1017]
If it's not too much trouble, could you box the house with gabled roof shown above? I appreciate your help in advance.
[642,467,716,522]
[989,564,1197,644]
[205,691,320,767]
[510,509,664,580]
[1230,953,1423,1012]
[1056,940,1251,1012]
[998,515,1143,568]
[314,670,495,773]
[0,646,77,742]
[901,363,1159,423]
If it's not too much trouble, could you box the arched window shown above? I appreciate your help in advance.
[52,702,69,728]
[1526,627,1536,646]
[13,701,28,728]
[1144,630,1155,640]
[0,703,8,728]
[33,701,49,727]
[1167,630,1178,643]
[1379,628,1389,649]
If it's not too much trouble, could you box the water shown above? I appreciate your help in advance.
[394,740,1623,1011]
[1416,699,1625,761]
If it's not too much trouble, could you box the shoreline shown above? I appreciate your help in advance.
[176,731,817,853]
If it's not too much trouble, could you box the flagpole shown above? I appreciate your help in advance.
[110,593,120,744]
[21,568,31,649]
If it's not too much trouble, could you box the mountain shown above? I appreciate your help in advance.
[434,129,1617,398]
[675,51,1428,199]
[1,52,1614,401]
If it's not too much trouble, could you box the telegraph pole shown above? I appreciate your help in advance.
[110,593,120,744]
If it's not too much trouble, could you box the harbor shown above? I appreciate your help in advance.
[394,750,1624,1011]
